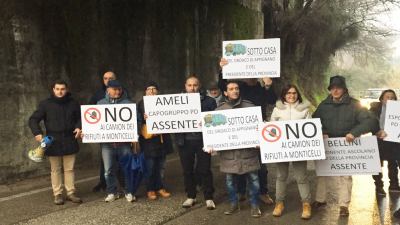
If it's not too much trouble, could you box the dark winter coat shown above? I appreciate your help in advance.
[313,94,379,137]
[137,100,173,158]
[217,71,277,120]
[28,93,81,156]
[216,98,261,175]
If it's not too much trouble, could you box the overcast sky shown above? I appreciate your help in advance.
[377,6,400,57]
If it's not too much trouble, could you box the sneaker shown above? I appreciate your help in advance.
[224,204,240,215]
[376,187,387,196]
[301,202,312,220]
[339,206,349,217]
[147,191,157,200]
[206,200,216,210]
[105,194,116,202]
[259,194,274,205]
[312,201,327,209]
[251,206,262,218]
[66,193,82,204]
[125,193,136,202]
[182,198,196,208]
[54,194,64,205]
[272,202,284,217]
[158,189,171,198]
[389,185,400,193]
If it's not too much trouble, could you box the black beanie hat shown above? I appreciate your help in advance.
[144,81,159,91]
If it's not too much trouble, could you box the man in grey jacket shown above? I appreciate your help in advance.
[207,80,262,218]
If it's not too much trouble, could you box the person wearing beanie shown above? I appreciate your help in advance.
[137,81,173,200]
[312,75,379,217]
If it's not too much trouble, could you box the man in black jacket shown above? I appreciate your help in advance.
[29,80,82,205]
[176,75,217,210]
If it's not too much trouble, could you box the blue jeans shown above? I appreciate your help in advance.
[101,143,131,194]
[226,171,260,207]
[145,156,165,191]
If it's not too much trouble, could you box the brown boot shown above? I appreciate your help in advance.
[339,206,349,217]
[272,202,284,217]
[301,202,312,220]
[158,189,171,198]
[260,194,274,205]
[147,191,157,200]
[54,194,64,205]
[66,193,82,204]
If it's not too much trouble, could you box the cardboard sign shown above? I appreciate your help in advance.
[144,93,202,134]
[259,119,325,163]
[202,107,262,151]
[384,100,400,143]
[81,104,138,143]
[222,38,280,79]
[315,136,381,176]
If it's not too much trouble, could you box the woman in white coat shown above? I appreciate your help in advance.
[270,84,312,219]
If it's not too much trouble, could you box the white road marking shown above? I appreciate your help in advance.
[0,157,179,203]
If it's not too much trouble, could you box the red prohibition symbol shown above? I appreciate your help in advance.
[84,108,101,124]
[262,124,282,142]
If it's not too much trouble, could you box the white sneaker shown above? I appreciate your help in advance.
[105,194,116,202]
[206,200,216,210]
[125,193,136,202]
[182,198,196,208]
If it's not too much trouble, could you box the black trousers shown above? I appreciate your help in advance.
[373,140,400,188]
[178,140,214,200]
[372,160,399,188]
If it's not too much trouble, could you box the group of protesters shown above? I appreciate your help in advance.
[28,58,400,219]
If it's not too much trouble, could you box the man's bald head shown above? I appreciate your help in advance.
[103,71,116,86]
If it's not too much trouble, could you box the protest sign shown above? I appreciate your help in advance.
[144,93,201,134]
[384,100,400,143]
[81,104,138,143]
[315,136,381,176]
[202,107,262,151]
[222,38,280,79]
[259,119,325,163]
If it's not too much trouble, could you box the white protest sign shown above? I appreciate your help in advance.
[315,136,381,176]
[222,38,280,79]
[201,107,262,151]
[81,104,138,143]
[144,93,202,134]
[259,119,325,163]
[384,100,400,143]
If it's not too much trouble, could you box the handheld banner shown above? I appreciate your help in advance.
[259,118,325,163]
[315,136,381,176]
[144,93,202,134]
[384,100,400,143]
[222,38,280,79]
[81,104,138,143]
[202,107,262,151]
